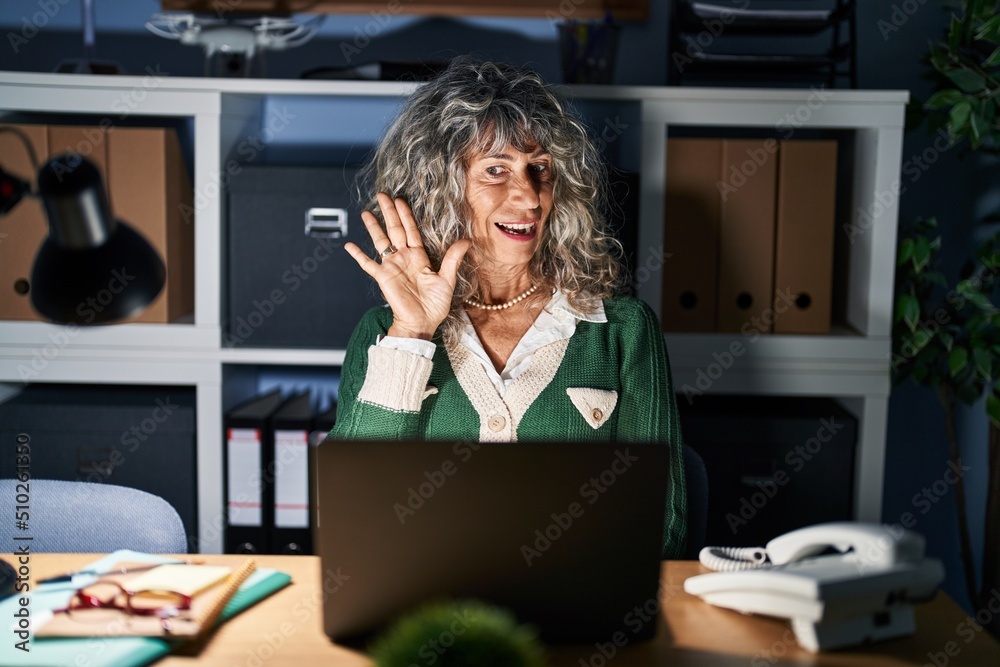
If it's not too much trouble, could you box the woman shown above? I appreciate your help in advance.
[330,58,687,558]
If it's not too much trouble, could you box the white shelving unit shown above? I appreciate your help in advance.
[0,72,907,553]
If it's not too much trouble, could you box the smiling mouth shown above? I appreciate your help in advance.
[494,221,537,237]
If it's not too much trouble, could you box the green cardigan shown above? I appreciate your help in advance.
[330,296,688,558]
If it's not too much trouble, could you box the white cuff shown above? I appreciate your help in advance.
[376,334,437,360]
[357,345,434,413]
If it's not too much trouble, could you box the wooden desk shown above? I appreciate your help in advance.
[30,555,1000,666]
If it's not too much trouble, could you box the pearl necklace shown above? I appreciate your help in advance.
[464,284,539,311]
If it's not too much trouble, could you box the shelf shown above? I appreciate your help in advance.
[0,70,909,550]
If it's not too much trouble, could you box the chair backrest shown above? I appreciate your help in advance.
[0,479,188,553]
[682,444,709,560]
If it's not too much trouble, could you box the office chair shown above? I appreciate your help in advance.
[682,443,709,560]
[668,0,857,88]
[0,479,188,553]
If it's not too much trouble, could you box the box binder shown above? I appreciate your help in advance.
[0,124,50,320]
[224,389,287,554]
[0,124,193,323]
[717,139,777,333]
[270,391,313,554]
[308,401,337,554]
[663,138,721,332]
[107,127,195,323]
[774,140,838,334]
[226,165,384,349]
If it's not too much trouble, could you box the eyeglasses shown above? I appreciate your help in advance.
[54,580,193,633]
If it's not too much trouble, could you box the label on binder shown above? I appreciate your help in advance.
[227,427,262,526]
[274,429,309,528]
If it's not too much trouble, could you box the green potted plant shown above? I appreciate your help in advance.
[892,0,1000,636]
[368,599,546,667]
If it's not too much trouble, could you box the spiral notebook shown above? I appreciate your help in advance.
[0,550,292,667]
[36,559,256,638]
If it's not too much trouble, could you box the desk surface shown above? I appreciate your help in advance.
[30,554,1000,666]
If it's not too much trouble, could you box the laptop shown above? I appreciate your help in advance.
[312,440,670,644]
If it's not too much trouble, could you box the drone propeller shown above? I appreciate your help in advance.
[144,12,324,76]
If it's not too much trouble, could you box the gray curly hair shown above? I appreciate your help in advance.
[360,57,624,343]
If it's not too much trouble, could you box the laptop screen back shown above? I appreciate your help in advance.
[313,440,669,644]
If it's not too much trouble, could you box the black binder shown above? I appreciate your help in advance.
[308,401,337,557]
[270,391,313,554]
[223,389,287,554]
[310,402,338,444]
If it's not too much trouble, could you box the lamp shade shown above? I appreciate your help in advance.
[30,154,165,325]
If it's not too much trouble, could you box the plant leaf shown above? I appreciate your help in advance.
[898,237,915,266]
[985,45,1000,66]
[948,99,972,139]
[949,14,964,52]
[913,236,933,271]
[897,293,922,330]
[975,14,1000,43]
[944,69,986,94]
[950,347,969,377]
[967,291,995,310]
[970,110,987,147]
[924,88,964,110]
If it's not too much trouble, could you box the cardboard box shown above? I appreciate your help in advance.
[663,138,721,332]
[773,140,838,334]
[108,128,195,324]
[0,124,51,320]
[717,139,777,333]
[0,124,193,323]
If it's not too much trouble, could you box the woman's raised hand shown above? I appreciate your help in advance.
[344,192,472,340]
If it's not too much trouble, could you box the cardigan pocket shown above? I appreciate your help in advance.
[566,388,618,430]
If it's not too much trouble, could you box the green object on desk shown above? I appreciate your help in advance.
[368,598,545,667]
[0,551,291,667]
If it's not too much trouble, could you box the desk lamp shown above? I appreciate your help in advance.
[0,132,165,324]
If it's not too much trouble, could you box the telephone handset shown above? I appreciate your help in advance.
[697,521,928,571]
[684,522,944,652]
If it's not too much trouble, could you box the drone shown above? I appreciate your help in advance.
[145,13,323,77]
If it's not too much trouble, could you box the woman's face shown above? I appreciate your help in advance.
[464,143,553,270]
